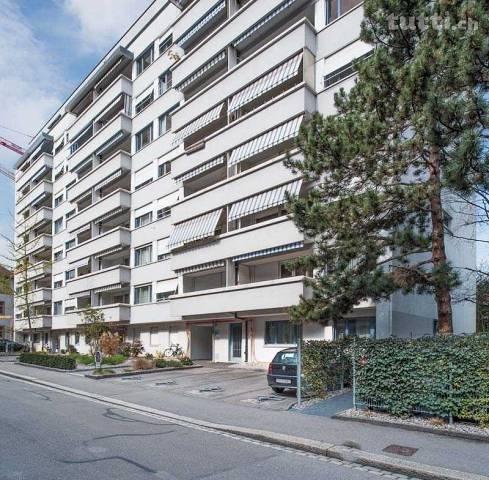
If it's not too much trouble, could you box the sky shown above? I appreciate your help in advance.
[0,0,152,253]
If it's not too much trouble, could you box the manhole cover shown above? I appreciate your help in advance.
[155,380,176,386]
[256,395,285,402]
[383,444,418,457]
[121,376,142,381]
[199,386,223,392]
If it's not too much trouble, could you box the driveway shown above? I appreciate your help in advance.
[105,362,298,411]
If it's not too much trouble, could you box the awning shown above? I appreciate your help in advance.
[177,0,226,47]
[94,246,124,259]
[72,223,91,236]
[95,130,125,158]
[94,207,125,224]
[228,116,303,167]
[175,156,225,183]
[176,50,226,92]
[228,179,302,222]
[172,103,224,145]
[229,52,303,113]
[72,156,93,174]
[168,208,223,249]
[176,260,225,275]
[93,283,123,294]
[70,257,90,270]
[156,277,178,293]
[232,242,304,263]
[233,0,297,47]
[94,169,122,191]
[31,192,48,207]
[30,165,49,184]
[94,57,123,92]
[70,290,91,298]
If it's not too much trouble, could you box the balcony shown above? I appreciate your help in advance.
[131,301,176,325]
[171,216,303,272]
[16,207,52,233]
[67,227,131,264]
[15,288,52,306]
[16,153,53,191]
[66,265,131,296]
[67,189,131,234]
[68,113,131,171]
[25,261,52,281]
[52,304,130,330]
[171,276,309,318]
[22,234,52,257]
[15,315,52,331]
[67,150,131,202]
[16,180,52,213]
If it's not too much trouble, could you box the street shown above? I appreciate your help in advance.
[0,374,409,480]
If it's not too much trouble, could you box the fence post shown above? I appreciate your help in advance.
[352,338,357,410]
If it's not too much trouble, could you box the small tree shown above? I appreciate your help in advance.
[80,308,110,355]
[99,331,122,356]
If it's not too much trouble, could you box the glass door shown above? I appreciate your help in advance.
[229,323,242,362]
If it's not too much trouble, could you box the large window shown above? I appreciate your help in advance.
[54,194,64,207]
[134,244,152,266]
[136,46,154,75]
[53,301,62,315]
[265,320,298,345]
[334,317,376,339]
[158,108,175,136]
[159,70,172,95]
[54,217,63,234]
[135,124,153,152]
[158,161,171,178]
[135,91,154,114]
[134,284,152,304]
[65,270,75,281]
[325,0,362,24]
[135,211,152,228]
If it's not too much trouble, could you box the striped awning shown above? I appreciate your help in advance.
[232,242,304,263]
[70,290,91,298]
[228,116,303,167]
[93,283,123,294]
[175,156,225,183]
[168,208,223,249]
[229,53,303,113]
[95,130,125,158]
[72,223,91,236]
[94,169,122,191]
[177,0,226,47]
[228,179,302,222]
[94,246,124,259]
[172,103,224,145]
[70,257,90,270]
[176,260,225,275]
[72,156,92,174]
[176,50,226,92]
[31,192,48,207]
[30,165,49,183]
[94,207,125,224]
[233,0,297,47]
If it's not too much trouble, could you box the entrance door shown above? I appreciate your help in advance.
[229,323,242,362]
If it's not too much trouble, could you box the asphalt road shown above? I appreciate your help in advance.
[0,375,410,480]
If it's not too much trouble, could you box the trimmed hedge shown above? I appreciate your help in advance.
[19,353,76,370]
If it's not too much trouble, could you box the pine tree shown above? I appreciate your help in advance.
[286,0,488,334]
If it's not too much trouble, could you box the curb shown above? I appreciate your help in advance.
[15,362,77,373]
[84,364,202,379]
[0,369,487,480]
[333,413,489,444]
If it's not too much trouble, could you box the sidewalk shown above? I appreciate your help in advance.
[1,362,488,477]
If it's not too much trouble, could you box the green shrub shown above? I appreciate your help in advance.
[154,359,167,369]
[19,353,76,370]
[74,354,94,365]
[179,356,193,366]
[102,354,127,365]
[165,360,184,368]
[154,358,189,369]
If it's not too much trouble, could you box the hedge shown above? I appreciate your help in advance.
[302,334,489,426]
[19,353,76,370]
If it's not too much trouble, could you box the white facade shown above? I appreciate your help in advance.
[14,0,476,360]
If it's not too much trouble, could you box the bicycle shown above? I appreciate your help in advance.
[163,343,184,358]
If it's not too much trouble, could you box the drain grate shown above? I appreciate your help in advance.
[256,395,285,402]
[199,385,223,392]
[120,376,142,381]
[155,380,177,386]
[383,444,418,457]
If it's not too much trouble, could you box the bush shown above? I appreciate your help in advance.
[132,357,154,370]
[67,345,78,354]
[179,356,193,366]
[118,342,132,357]
[75,354,94,365]
[145,353,154,360]
[19,353,76,370]
[154,359,168,368]
[99,332,122,356]
[119,340,144,358]
[102,354,127,365]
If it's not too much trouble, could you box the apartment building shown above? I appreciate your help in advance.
[14,0,476,360]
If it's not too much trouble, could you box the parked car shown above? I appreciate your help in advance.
[267,348,298,393]
[0,339,26,352]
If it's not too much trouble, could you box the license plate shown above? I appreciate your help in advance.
[276,378,291,384]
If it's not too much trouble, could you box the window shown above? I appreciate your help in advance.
[54,194,64,207]
[135,91,154,114]
[334,317,376,339]
[53,301,62,315]
[150,327,159,346]
[134,284,152,304]
[65,270,75,281]
[136,45,153,75]
[159,34,173,55]
[134,244,152,266]
[323,50,373,89]
[156,291,173,302]
[158,70,172,95]
[75,332,80,345]
[135,211,152,228]
[54,280,63,289]
[54,217,63,234]
[265,320,298,345]
[54,250,63,262]
[158,161,171,178]
[157,238,170,261]
[65,239,76,250]
[0,302,4,315]
[66,209,76,220]
[325,0,362,24]
[157,206,171,219]
[280,259,313,278]
[135,124,153,151]
[158,109,174,135]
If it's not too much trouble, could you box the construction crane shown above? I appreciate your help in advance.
[0,136,24,181]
